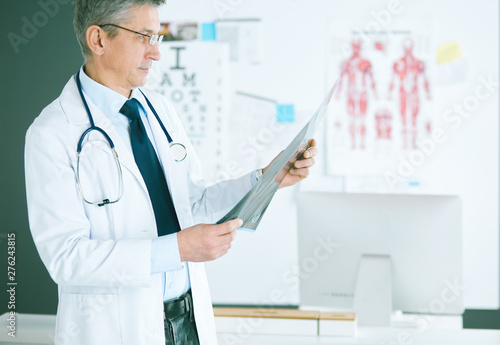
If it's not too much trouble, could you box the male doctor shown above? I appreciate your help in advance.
[24,1,318,344]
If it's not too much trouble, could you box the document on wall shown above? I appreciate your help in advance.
[217,80,339,231]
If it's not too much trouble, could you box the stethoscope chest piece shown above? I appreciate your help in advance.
[170,142,187,162]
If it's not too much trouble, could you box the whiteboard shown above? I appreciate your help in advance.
[159,0,499,309]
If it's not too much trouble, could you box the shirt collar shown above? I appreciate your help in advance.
[78,65,148,117]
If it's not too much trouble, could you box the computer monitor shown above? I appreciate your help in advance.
[297,192,463,325]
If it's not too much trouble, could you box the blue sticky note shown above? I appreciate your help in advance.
[276,104,295,123]
[201,23,216,41]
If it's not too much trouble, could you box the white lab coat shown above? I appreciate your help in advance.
[25,76,252,345]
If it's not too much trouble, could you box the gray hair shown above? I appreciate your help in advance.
[73,0,166,58]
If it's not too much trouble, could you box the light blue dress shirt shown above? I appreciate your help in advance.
[78,66,189,301]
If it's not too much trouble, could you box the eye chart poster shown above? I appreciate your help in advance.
[146,41,231,182]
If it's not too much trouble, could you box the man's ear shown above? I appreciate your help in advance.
[86,25,106,56]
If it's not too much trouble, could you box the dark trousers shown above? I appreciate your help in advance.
[164,290,200,345]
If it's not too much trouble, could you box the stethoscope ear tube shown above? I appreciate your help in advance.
[77,126,116,153]
[138,89,173,143]
[138,89,188,162]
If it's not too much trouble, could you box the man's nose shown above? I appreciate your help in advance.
[148,43,161,61]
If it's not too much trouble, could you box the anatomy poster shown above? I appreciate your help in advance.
[146,41,231,182]
[326,21,435,175]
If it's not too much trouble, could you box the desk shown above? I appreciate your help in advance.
[1,313,499,345]
[217,328,500,345]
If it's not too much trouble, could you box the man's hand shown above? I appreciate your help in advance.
[263,138,318,189]
[177,218,242,262]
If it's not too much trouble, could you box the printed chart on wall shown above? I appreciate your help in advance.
[326,20,435,175]
[146,41,231,182]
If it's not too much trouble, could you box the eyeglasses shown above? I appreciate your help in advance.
[99,24,164,46]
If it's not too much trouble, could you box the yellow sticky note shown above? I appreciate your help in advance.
[436,41,463,65]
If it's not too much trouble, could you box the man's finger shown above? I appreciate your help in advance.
[303,147,318,159]
[216,218,243,236]
[290,168,310,178]
[219,228,238,243]
[295,157,315,168]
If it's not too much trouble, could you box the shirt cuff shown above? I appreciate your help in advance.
[251,169,258,187]
[150,233,183,274]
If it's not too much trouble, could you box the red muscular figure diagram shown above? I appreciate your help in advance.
[336,39,377,150]
[388,38,431,149]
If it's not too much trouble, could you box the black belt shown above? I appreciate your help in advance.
[164,290,194,321]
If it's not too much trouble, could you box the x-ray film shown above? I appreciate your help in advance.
[217,81,339,231]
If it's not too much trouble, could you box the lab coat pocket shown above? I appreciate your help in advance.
[56,292,120,345]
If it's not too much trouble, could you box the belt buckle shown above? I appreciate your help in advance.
[164,290,192,320]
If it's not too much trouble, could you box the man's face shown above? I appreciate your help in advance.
[101,5,161,92]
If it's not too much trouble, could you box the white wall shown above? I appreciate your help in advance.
[159,0,499,309]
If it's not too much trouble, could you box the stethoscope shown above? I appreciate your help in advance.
[75,70,187,207]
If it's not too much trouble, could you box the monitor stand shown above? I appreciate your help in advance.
[353,254,392,326]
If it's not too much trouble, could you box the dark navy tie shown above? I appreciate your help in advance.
[120,98,181,236]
